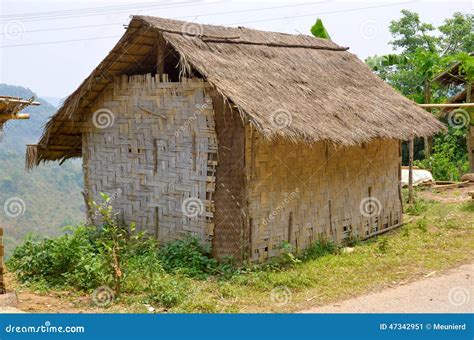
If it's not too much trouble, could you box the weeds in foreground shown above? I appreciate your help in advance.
[7,196,473,313]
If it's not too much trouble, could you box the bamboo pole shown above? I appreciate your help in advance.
[0,113,30,120]
[417,103,474,108]
[156,35,166,81]
[408,138,414,204]
[0,98,40,106]
[423,79,433,157]
[466,81,473,172]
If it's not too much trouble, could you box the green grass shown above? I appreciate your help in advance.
[9,200,474,313]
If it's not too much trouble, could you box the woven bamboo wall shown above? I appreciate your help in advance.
[82,74,217,243]
[246,133,402,262]
[211,93,247,259]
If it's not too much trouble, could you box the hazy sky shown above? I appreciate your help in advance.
[0,0,471,99]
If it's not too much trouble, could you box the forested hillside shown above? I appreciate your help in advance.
[0,84,84,257]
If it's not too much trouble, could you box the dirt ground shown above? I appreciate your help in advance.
[417,183,473,203]
[302,263,473,313]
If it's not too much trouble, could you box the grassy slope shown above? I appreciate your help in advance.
[0,84,84,257]
[8,199,474,313]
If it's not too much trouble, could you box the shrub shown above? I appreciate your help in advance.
[414,127,469,181]
[416,217,428,232]
[147,274,191,308]
[301,239,339,261]
[7,226,107,290]
[159,237,220,279]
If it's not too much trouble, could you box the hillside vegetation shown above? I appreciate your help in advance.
[0,84,84,257]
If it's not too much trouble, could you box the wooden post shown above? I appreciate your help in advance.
[156,35,166,81]
[408,138,414,204]
[466,81,473,173]
[423,79,433,158]
[0,227,5,294]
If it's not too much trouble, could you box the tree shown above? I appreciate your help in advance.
[365,10,473,180]
[438,12,474,55]
[389,9,439,54]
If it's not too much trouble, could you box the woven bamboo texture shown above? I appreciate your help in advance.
[82,74,216,243]
[245,135,402,262]
[80,73,404,261]
[211,93,247,259]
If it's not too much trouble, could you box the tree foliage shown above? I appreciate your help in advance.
[365,10,473,180]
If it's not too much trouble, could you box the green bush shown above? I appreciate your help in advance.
[159,237,221,279]
[415,127,469,181]
[301,239,339,260]
[147,274,192,308]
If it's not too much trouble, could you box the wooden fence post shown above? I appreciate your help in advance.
[408,138,414,204]
[0,227,5,294]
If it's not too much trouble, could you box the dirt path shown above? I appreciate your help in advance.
[302,263,473,313]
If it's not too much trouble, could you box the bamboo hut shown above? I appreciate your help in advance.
[27,16,443,261]
[433,57,473,172]
[0,95,38,294]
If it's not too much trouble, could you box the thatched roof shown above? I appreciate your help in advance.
[432,53,473,87]
[29,16,443,167]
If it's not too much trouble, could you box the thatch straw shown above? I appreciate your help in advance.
[25,144,39,170]
[31,16,444,166]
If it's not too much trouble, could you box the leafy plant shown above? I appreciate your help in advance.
[366,54,409,71]
[159,237,220,279]
[7,226,107,290]
[310,18,331,40]
[416,217,428,232]
[301,238,339,260]
[415,127,469,181]
[87,193,139,296]
[377,237,389,254]
[275,241,301,266]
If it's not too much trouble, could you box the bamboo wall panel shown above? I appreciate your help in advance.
[211,93,247,259]
[82,74,217,243]
[246,135,402,262]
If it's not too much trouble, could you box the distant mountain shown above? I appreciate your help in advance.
[0,84,84,257]
[41,96,64,108]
